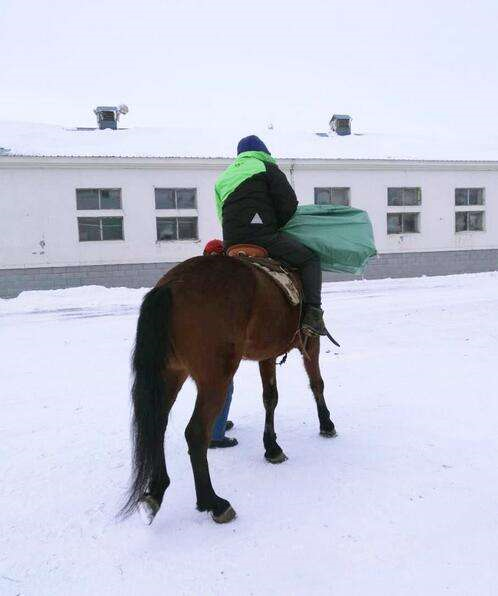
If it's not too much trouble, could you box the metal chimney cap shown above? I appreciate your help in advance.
[329,114,351,124]
[329,114,352,135]
[94,106,118,114]
[93,105,129,130]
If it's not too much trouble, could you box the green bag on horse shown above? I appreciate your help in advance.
[282,204,377,275]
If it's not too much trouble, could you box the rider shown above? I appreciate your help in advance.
[214,135,326,336]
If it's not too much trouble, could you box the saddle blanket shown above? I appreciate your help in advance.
[238,256,301,306]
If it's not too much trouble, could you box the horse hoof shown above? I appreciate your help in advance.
[212,505,236,524]
[265,451,288,464]
[138,495,160,526]
[320,429,337,438]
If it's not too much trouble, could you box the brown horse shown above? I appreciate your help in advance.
[121,255,336,524]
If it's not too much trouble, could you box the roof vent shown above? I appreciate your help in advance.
[93,104,128,130]
[329,114,351,136]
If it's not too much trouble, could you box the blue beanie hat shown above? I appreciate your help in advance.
[237,135,270,155]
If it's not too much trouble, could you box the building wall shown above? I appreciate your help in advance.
[1,249,497,298]
[1,158,497,274]
[0,164,221,269]
[294,166,497,253]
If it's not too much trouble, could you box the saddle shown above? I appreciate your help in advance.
[227,244,301,306]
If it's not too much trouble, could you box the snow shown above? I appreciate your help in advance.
[3,120,498,161]
[1,272,498,596]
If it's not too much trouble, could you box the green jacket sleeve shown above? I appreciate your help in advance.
[215,185,222,222]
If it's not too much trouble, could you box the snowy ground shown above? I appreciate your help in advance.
[1,272,497,596]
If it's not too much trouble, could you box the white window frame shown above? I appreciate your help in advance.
[77,216,125,242]
[387,187,421,207]
[154,188,197,210]
[76,188,124,243]
[387,212,420,235]
[386,188,422,235]
[156,216,198,242]
[455,188,485,206]
[154,188,199,242]
[455,211,485,233]
[76,188,122,210]
[454,188,485,233]
[314,187,351,206]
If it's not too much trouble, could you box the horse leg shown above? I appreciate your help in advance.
[185,381,236,523]
[259,358,288,463]
[138,368,187,524]
[302,337,337,437]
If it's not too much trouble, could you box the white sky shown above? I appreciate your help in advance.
[1,0,497,136]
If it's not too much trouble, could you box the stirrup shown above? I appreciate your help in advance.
[325,329,341,347]
[301,323,341,347]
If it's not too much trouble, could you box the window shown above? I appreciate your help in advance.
[157,217,198,241]
[78,217,124,241]
[387,188,421,206]
[76,189,123,242]
[387,213,420,234]
[314,187,350,206]
[455,211,484,232]
[455,188,484,206]
[76,189,121,210]
[155,188,198,241]
[155,188,197,209]
[386,188,421,234]
[454,189,485,233]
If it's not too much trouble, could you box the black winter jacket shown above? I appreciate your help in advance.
[221,162,298,247]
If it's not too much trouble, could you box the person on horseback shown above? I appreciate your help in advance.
[215,135,326,336]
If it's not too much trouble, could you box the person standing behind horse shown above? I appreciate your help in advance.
[215,135,327,336]
[203,239,238,449]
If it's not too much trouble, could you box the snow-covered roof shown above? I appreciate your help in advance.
[2,121,498,162]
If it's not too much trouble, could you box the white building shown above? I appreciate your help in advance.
[0,119,497,297]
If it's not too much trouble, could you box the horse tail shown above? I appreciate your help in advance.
[120,284,173,518]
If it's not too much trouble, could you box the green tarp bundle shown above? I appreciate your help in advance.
[282,204,377,275]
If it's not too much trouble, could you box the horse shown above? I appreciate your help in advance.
[121,254,337,525]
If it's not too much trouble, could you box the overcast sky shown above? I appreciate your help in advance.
[1,0,497,136]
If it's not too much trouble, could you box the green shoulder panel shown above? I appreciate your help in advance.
[214,151,276,221]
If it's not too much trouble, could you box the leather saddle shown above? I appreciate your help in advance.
[227,244,301,306]
[226,244,269,258]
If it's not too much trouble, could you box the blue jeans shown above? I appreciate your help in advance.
[211,381,234,441]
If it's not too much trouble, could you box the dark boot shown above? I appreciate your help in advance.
[301,305,327,336]
[209,437,238,449]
